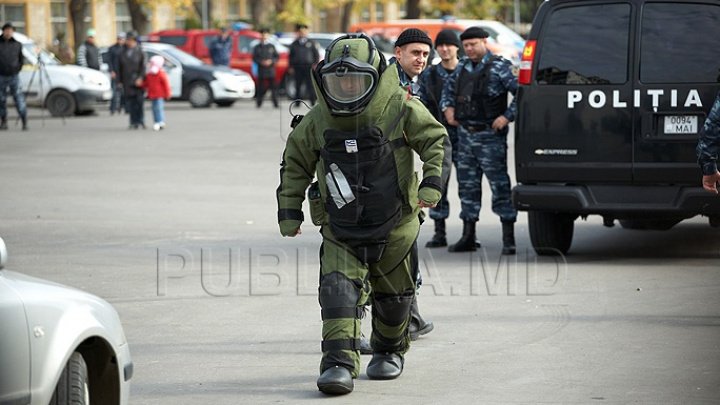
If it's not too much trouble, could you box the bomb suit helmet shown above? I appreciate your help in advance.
[314,33,386,116]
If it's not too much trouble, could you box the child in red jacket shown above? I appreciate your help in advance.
[144,55,172,131]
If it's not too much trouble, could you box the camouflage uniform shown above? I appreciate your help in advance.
[697,92,720,175]
[440,52,518,224]
[418,64,459,221]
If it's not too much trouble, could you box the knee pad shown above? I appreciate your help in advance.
[372,290,414,327]
[318,271,364,314]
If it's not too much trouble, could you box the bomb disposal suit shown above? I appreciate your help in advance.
[276,35,449,394]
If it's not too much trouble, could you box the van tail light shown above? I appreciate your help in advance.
[518,40,536,85]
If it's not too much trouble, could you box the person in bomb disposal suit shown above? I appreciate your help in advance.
[276,34,449,395]
[440,26,518,255]
[697,92,720,194]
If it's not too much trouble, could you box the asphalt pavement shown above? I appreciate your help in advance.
[1,102,719,404]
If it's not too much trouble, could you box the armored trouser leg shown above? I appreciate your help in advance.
[318,241,371,378]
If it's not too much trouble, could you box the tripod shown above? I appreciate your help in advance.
[23,59,65,127]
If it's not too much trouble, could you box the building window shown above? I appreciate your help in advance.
[115,0,133,35]
[1,4,26,33]
[375,3,384,21]
[360,6,370,22]
[50,0,68,40]
[228,0,241,23]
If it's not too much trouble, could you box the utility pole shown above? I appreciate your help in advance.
[202,0,209,29]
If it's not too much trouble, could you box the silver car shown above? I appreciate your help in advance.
[0,238,132,405]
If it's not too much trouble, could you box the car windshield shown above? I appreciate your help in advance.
[162,47,204,66]
[22,43,60,66]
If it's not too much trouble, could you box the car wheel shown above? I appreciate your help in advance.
[49,351,89,405]
[528,211,575,256]
[46,89,77,117]
[188,81,213,108]
[215,100,235,107]
[618,218,680,230]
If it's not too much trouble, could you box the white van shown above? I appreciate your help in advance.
[13,33,111,117]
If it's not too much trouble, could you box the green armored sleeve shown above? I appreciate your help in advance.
[276,118,320,236]
[404,98,451,197]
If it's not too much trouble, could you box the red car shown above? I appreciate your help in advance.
[147,29,289,87]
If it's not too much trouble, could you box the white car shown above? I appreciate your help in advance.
[13,32,111,117]
[0,238,132,405]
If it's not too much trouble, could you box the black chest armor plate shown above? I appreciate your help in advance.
[454,56,507,122]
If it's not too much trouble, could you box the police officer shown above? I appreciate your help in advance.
[389,28,449,340]
[697,92,720,194]
[417,29,462,248]
[288,23,319,105]
[277,34,448,395]
[440,26,518,255]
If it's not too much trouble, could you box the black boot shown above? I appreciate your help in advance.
[448,221,478,252]
[21,115,27,131]
[317,365,354,395]
[0,118,7,130]
[502,221,516,255]
[408,295,434,341]
[366,352,404,380]
[425,219,447,248]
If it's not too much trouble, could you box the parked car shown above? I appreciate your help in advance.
[13,32,111,117]
[101,42,255,108]
[147,29,289,89]
[513,0,720,255]
[349,19,524,65]
[0,237,132,405]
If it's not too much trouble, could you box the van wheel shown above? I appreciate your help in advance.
[49,352,89,405]
[46,89,76,117]
[528,211,574,256]
[618,219,680,230]
[188,82,213,108]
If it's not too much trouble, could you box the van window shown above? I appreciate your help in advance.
[640,3,720,84]
[159,35,187,47]
[535,4,630,85]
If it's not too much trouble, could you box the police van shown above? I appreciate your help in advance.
[513,0,720,254]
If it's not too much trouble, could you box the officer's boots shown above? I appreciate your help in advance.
[408,295,434,340]
[425,219,447,247]
[502,221,516,255]
[0,117,7,130]
[21,114,27,131]
[448,220,478,252]
[317,365,354,395]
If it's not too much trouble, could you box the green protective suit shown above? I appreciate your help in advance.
[277,55,449,377]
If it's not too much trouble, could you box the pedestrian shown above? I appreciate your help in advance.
[117,31,146,129]
[697,91,720,194]
[0,22,28,131]
[440,26,518,255]
[417,29,463,248]
[252,28,279,108]
[209,27,232,66]
[388,27,448,341]
[143,55,171,131]
[277,34,449,394]
[76,28,102,70]
[108,32,126,115]
[288,23,319,105]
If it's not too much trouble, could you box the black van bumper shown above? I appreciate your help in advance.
[512,184,720,217]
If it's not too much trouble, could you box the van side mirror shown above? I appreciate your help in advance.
[0,237,7,270]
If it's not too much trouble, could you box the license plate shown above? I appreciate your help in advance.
[663,115,697,134]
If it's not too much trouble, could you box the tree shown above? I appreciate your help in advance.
[406,0,420,19]
[68,0,86,50]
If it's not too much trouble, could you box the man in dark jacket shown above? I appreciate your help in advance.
[288,23,319,105]
[117,31,146,129]
[252,28,279,108]
[76,28,102,70]
[108,32,126,114]
[209,27,232,66]
[0,22,27,130]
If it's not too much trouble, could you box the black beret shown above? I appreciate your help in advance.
[460,26,489,41]
[2,22,14,31]
[295,23,308,31]
[125,30,138,40]
[394,28,432,48]
[435,29,460,48]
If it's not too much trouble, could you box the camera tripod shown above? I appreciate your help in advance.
[22,59,66,127]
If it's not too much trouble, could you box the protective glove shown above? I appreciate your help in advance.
[418,187,441,207]
[279,220,302,237]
